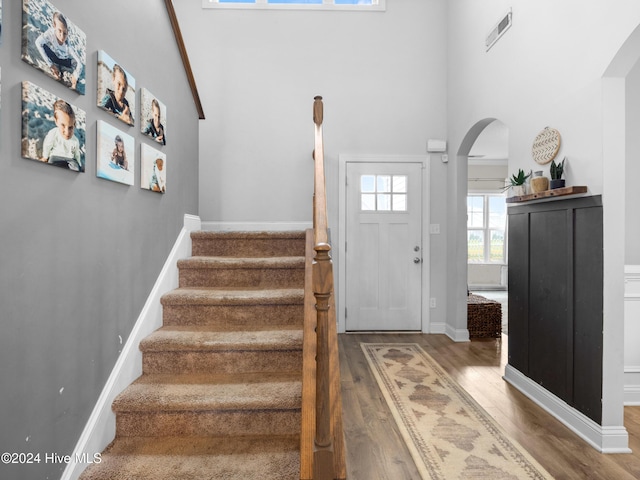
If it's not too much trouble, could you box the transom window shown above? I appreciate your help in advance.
[203,0,384,10]
[467,194,506,263]
[360,174,407,212]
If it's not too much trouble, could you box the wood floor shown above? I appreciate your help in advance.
[339,333,640,480]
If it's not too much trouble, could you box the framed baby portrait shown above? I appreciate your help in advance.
[140,143,166,194]
[21,0,87,95]
[96,120,134,186]
[97,50,136,126]
[140,88,167,146]
[21,81,86,172]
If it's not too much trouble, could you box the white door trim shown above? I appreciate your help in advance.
[337,154,430,334]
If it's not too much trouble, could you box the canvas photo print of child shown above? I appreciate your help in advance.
[97,50,136,127]
[140,88,166,146]
[141,143,166,194]
[21,81,86,172]
[96,120,134,186]
[21,0,86,95]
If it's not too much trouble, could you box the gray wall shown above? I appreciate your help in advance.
[0,1,199,479]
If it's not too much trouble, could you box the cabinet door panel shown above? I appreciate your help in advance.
[573,206,603,423]
[507,212,529,373]
[529,210,570,401]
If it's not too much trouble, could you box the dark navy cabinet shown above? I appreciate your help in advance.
[507,195,603,423]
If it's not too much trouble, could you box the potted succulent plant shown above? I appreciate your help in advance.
[550,157,566,189]
[504,169,531,197]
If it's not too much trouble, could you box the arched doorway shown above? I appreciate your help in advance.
[453,119,509,335]
[465,120,509,333]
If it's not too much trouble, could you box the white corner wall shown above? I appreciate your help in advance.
[448,0,640,449]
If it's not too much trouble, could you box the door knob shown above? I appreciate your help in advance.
[413,257,422,264]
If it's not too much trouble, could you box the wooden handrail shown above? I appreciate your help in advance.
[164,0,205,120]
[301,97,346,480]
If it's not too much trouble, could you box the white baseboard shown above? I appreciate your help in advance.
[429,322,446,334]
[201,221,312,232]
[61,214,201,480]
[445,324,470,342]
[504,364,631,453]
[425,322,447,334]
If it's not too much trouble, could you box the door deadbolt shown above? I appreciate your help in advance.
[414,246,420,252]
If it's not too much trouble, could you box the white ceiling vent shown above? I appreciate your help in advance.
[486,9,512,52]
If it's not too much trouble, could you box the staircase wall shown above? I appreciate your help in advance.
[0,2,200,479]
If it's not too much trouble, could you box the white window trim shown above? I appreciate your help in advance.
[202,0,386,11]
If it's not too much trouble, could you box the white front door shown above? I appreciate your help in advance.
[345,162,423,331]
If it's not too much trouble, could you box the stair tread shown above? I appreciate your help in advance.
[114,374,302,411]
[140,327,303,351]
[192,230,306,239]
[178,256,305,268]
[133,371,301,385]
[161,287,304,306]
[190,231,306,258]
[80,435,300,480]
[152,324,303,332]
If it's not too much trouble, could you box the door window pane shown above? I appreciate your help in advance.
[360,174,409,212]
[361,175,375,192]
[392,194,407,211]
[361,194,376,211]
[377,175,391,193]
[377,194,391,211]
[393,175,407,193]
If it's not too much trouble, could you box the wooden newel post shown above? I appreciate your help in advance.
[312,96,323,163]
[313,96,324,126]
[313,242,335,480]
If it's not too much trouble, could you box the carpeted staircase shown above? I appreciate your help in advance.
[80,231,307,480]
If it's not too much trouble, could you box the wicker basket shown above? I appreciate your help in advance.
[467,294,502,338]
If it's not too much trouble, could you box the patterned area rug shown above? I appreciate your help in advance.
[361,343,553,480]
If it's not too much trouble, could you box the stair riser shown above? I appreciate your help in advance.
[178,268,304,288]
[192,238,305,258]
[162,304,304,327]
[143,350,303,375]
[116,410,301,437]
